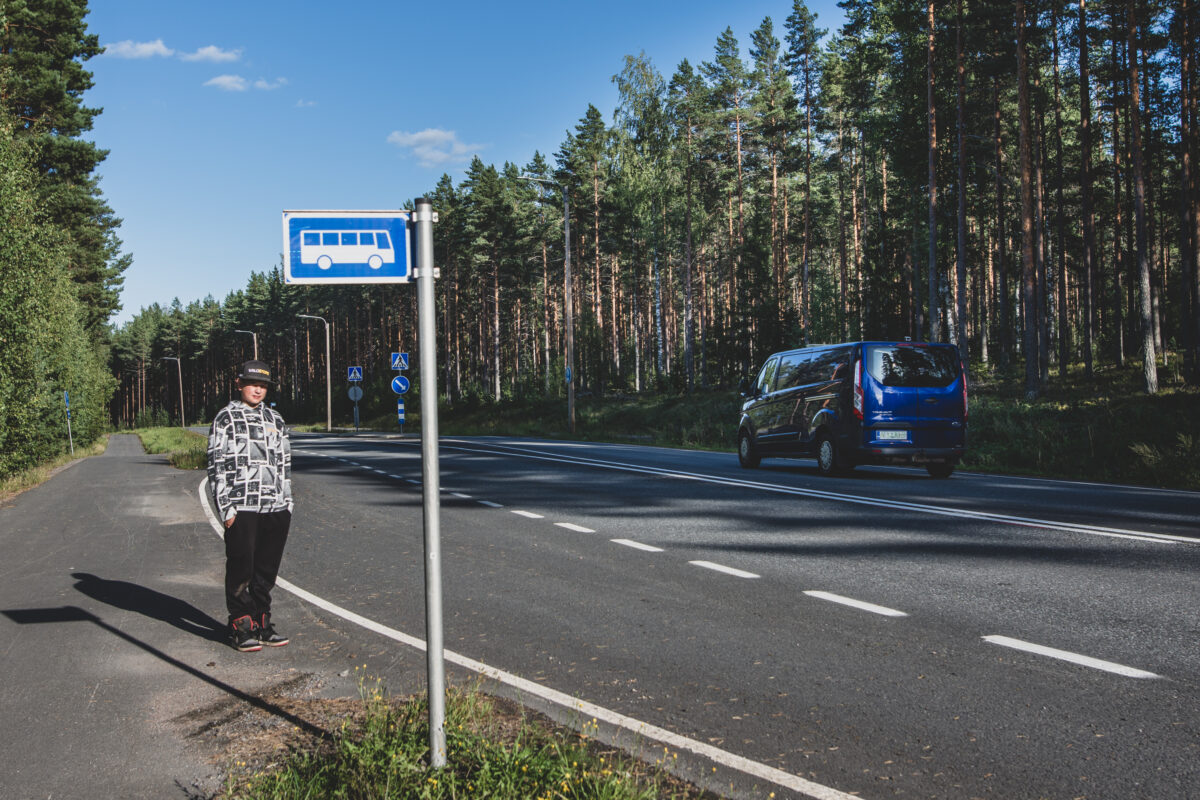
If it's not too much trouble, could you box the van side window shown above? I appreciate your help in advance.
[776,352,812,389]
[756,357,779,395]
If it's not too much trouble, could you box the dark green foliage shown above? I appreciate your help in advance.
[0,112,113,477]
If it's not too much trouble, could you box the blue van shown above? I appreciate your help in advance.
[737,341,967,477]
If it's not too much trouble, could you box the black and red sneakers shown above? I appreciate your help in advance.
[229,615,262,652]
[258,613,289,647]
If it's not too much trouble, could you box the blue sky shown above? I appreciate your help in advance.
[86,1,845,326]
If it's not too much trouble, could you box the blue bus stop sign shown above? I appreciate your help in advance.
[391,375,410,395]
[283,210,412,284]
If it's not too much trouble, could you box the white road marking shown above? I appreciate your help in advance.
[197,477,858,800]
[478,500,503,508]
[612,538,664,553]
[372,469,387,474]
[982,635,1161,679]
[689,561,760,579]
[555,522,595,533]
[451,492,472,499]
[804,591,908,618]
[511,510,545,519]
[434,441,1193,546]
[389,474,404,480]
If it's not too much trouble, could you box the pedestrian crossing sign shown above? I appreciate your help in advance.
[347,366,363,382]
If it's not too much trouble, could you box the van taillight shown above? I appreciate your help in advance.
[962,363,969,420]
[853,360,864,420]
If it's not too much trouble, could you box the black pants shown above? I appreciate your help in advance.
[224,510,291,622]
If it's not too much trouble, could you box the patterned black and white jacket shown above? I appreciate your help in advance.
[207,400,293,522]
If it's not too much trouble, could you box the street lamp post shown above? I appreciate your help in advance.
[161,357,185,427]
[233,329,258,360]
[520,174,574,434]
[297,314,331,432]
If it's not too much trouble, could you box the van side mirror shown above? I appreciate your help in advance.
[738,377,753,398]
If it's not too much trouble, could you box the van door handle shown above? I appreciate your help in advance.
[924,397,938,404]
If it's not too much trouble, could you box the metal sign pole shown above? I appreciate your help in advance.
[414,198,446,768]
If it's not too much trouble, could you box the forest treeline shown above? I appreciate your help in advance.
[112,0,1199,430]
[0,0,128,478]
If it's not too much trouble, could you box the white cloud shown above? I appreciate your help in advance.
[203,75,288,92]
[386,128,483,168]
[179,45,241,63]
[296,99,318,108]
[103,39,174,59]
[204,74,249,91]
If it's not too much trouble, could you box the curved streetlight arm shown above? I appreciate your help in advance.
[297,314,331,432]
[233,329,258,360]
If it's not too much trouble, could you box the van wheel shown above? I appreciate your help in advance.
[816,432,848,476]
[926,463,955,478]
[738,430,760,469]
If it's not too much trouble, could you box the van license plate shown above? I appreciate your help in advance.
[878,430,907,441]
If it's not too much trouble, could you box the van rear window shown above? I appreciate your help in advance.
[865,346,959,388]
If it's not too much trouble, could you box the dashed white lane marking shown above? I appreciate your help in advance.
[689,561,760,579]
[612,538,664,553]
[555,522,595,533]
[198,476,859,800]
[451,492,472,499]
[432,440,1192,546]
[478,500,503,508]
[372,469,388,474]
[804,591,908,618]
[983,635,1161,679]
[389,474,404,480]
[511,510,545,519]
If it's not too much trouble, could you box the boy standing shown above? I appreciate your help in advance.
[207,360,293,652]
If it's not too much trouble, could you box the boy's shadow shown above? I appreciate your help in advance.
[71,572,225,643]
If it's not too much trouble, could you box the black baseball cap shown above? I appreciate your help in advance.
[237,360,274,384]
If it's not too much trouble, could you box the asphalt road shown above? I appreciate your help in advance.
[2,433,1196,799]
[281,433,1200,800]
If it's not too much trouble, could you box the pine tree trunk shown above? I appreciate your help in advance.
[1053,0,1070,377]
[955,0,969,369]
[1127,0,1157,393]
[927,0,939,342]
[1017,0,1040,400]
[994,76,1011,367]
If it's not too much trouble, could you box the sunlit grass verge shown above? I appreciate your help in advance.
[136,426,208,469]
[223,678,707,800]
[0,435,109,502]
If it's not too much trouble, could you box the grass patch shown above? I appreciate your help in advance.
[136,426,208,469]
[224,678,709,800]
[0,435,110,503]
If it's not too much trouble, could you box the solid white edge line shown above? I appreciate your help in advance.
[804,591,908,618]
[982,635,1161,679]
[511,510,545,519]
[555,522,595,533]
[196,477,859,800]
[611,538,665,553]
[689,560,761,579]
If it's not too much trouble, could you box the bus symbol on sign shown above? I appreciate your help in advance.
[282,210,412,284]
[302,230,394,271]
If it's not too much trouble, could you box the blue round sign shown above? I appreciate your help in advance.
[391,375,410,395]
